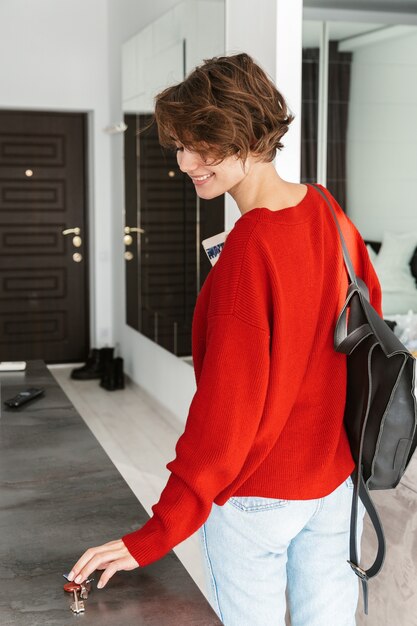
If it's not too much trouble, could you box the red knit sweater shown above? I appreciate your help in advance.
[122,183,383,566]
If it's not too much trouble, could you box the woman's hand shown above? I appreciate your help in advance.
[67,539,139,589]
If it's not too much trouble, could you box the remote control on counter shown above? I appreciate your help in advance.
[4,387,45,408]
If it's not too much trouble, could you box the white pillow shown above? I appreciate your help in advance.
[373,231,417,292]
[371,232,417,315]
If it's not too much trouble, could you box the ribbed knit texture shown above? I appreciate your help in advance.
[122,183,382,567]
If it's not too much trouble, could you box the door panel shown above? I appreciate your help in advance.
[0,111,89,363]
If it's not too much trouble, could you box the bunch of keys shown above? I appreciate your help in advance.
[63,573,94,614]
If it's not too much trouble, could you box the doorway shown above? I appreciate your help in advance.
[0,110,89,363]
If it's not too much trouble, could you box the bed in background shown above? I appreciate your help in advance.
[365,233,417,357]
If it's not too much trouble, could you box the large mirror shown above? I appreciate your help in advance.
[301,19,417,324]
[122,0,225,358]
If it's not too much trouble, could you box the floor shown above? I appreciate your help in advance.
[49,364,417,626]
[48,364,209,600]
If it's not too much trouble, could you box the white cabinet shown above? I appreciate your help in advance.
[122,0,225,113]
[122,25,152,109]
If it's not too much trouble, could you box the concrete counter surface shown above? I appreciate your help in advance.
[0,360,222,626]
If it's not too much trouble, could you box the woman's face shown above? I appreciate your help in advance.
[175,145,251,199]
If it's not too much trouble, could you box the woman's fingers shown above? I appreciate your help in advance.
[74,548,127,584]
[68,539,130,583]
[68,540,121,578]
[75,550,124,583]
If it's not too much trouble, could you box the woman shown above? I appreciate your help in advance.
[68,53,382,625]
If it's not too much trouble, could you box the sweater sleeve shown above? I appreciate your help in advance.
[122,313,270,566]
[123,225,270,566]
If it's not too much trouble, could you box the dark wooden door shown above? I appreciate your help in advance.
[0,111,89,363]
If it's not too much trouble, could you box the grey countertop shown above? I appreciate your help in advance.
[0,360,221,626]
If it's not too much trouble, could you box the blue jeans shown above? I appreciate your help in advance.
[199,477,365,626]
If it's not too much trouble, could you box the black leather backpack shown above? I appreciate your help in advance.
[310,183,417,614]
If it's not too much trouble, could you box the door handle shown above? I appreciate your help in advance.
[124,225,145,246]
[62,227,80,236]
[62,227,82,249]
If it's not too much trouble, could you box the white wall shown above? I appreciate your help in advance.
[346,28,417,238]
[0,0,113,348]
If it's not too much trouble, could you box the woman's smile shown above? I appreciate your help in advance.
[190,172,215,185]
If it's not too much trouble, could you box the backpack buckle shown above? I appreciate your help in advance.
[347,561,368,580]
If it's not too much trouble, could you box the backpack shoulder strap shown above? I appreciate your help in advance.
[307,183,358,287]
[308,182,387,615]
[349,469,386,614]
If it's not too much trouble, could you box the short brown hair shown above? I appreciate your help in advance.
[153,52,294,164]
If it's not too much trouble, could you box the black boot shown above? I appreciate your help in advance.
[100,357,125,391]
[71,347,114,380]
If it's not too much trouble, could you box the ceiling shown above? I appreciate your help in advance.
[302,20,383,46]
[303,0,417,12]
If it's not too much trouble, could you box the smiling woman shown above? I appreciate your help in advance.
[70,49,384,626]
